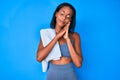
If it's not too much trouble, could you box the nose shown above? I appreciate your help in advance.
[62,15,66,20]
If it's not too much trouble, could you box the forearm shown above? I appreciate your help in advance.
[37,36,59,62]
[66,38,82,67]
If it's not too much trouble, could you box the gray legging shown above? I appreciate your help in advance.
[46,62,78,80]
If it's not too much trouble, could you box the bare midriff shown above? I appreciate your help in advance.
[50,56,72,65]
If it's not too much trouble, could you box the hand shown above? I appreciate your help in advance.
[56,27,66,39]
[63,22,70,39]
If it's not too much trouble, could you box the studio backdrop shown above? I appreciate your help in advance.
[0,0,120,80]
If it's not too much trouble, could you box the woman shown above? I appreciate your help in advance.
[37,2,83,80]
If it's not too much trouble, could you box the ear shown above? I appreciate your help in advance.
[55,12,58,18]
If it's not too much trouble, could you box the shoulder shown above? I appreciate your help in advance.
[71,32,80,40]
[69,32,81,44]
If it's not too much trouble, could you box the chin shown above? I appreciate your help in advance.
[58,24,65,28]
[57,22,66,28]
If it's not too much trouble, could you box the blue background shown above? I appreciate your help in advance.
[0,0,120,80]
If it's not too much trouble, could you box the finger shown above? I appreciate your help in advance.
[66,22,70,32]
[66,22,70,28]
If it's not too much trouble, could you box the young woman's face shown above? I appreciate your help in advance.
[55,6,73,28]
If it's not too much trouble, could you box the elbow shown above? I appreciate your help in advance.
[76,63,82,68]
[36,55,43,62]
[36,57,42,62]
[36,51,44,62]
[76,58,83,68]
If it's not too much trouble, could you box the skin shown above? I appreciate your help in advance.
[36,6,83,68]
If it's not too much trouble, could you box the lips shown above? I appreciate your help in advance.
[59,19,65,25]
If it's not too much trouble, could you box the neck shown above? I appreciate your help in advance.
[55,25,62,34]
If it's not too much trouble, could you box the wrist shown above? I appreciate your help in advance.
[55,35,59,41]
[65,38,70,42]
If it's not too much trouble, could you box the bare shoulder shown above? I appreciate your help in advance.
[71,32,80,41]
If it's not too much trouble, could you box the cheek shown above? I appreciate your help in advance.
[57,15,61,19]
[65,19,71,23]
